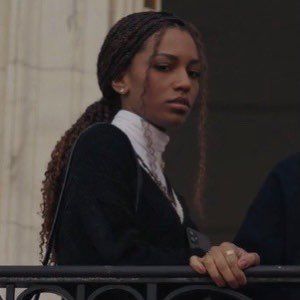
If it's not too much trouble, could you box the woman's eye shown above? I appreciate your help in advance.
[154,65,170,72]
[188,70,202,79]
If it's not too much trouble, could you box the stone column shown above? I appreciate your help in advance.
[0,0,159,265]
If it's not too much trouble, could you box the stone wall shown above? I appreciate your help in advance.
[0,0,160,265]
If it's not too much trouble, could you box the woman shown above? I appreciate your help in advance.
[40,11,259,297]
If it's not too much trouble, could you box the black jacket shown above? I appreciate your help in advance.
[235,153,300,299]
[55,123,205,266]
[235,153,300,265]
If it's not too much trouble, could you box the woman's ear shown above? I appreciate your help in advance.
[111,74,129,95]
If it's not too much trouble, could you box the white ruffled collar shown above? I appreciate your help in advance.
[111,109,170,167]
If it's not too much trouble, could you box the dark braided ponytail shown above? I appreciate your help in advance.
[40,11,208,263]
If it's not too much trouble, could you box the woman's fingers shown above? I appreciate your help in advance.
[237,248,260,269]
[190,254,226,287]
[189,243,259,289]
[189,255,206,274]
[208,245,243,289]
[219,244,247,287]
[201,252,227,287]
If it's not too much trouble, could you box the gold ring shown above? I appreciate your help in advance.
[225,250,235,256]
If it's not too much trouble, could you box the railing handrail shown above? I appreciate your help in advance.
[0,266,299,300]
[0,265,299,278]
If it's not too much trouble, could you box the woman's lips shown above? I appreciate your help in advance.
[166,97,190,112]
[166,101,189,112]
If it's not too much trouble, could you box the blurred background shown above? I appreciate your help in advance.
[163,0,300,244]
[0,0,299,266]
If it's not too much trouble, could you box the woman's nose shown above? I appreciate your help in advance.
[174,70,192,92]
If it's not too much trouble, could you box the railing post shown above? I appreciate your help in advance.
[76,284,85,300]
[147,283,157,300]
[5,285,14,300]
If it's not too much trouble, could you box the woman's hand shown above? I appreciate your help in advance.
[189,242,260,289]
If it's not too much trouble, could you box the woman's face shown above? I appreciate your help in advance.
[113,27,202,131]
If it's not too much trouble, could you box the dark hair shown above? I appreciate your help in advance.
[40,11,208,263]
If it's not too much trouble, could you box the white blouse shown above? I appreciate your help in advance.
[111,109,184,223]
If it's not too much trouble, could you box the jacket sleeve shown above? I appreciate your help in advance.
[61,124,203,265]
[234,170,285,264]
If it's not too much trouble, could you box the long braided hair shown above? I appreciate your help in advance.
[40,11,208,263]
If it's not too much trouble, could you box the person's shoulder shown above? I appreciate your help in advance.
[271,152,300,191]
[78,122,129,144]
[273,152,300,175]
[76,122,131,149]
[73,122,136,162]
[278,152,300,165]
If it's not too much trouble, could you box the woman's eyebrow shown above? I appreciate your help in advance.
[154,52,200,65]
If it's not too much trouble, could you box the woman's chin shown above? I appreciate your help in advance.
[161,114,188,130]
[148,110,189,131]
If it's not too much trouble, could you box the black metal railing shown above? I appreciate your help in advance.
[0,265,300,299]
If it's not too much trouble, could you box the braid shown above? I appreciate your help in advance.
[40,11,208,263]
[39,99,114,263]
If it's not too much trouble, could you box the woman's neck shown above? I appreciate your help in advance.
[121,108,167,133]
